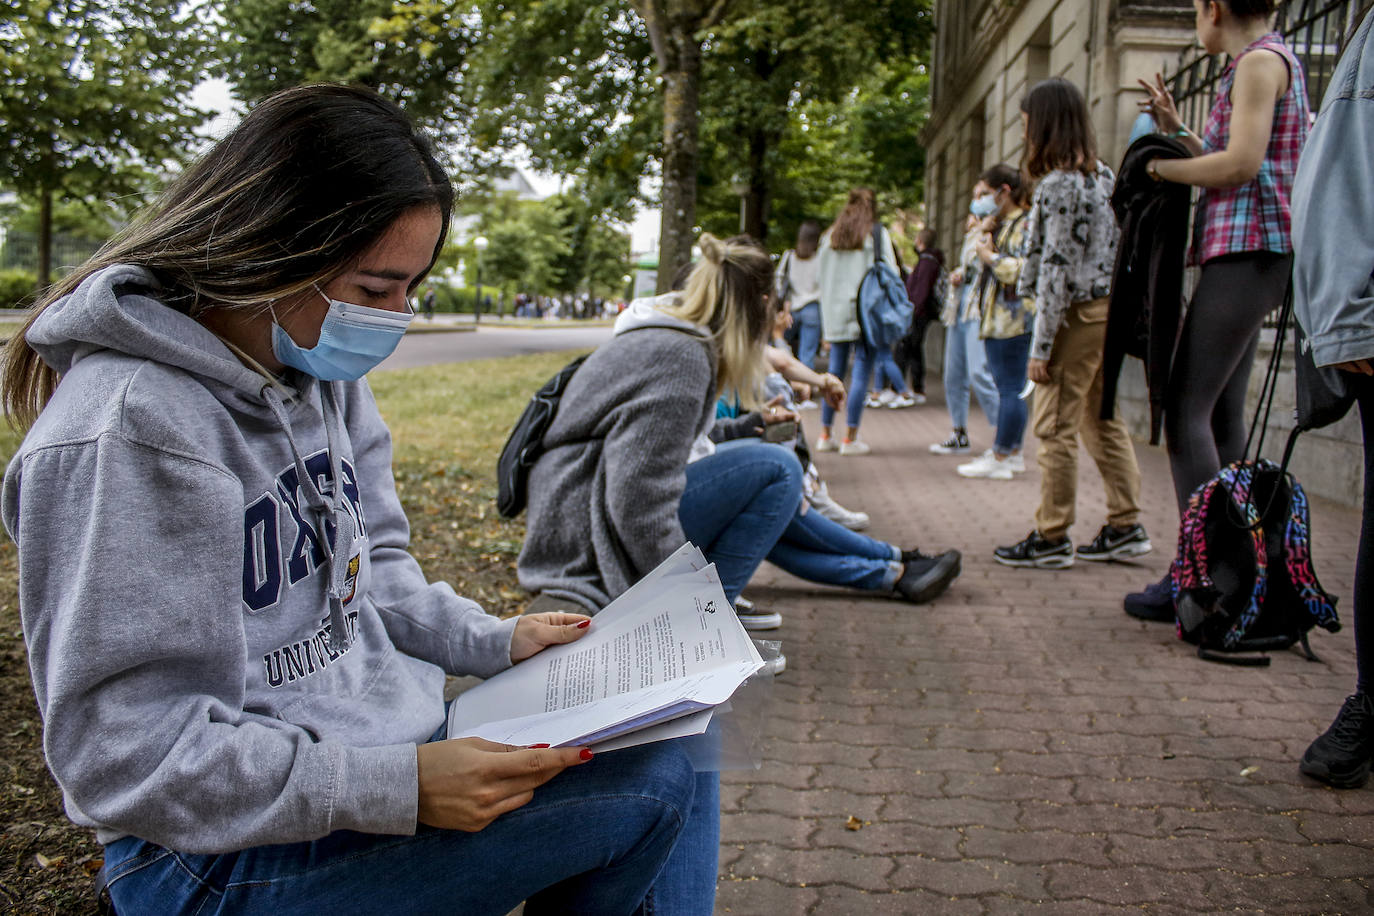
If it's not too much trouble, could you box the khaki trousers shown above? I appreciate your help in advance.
[1031,297,1141,541]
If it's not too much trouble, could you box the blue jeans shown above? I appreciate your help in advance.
[984,333,1031,455]
[821,339,875,430]
[792,301,822,371]
[104,741,700,916]
[768,507,901,591]
[678,440,803,605]
[944,316,1000,431]
[870,345,908,394]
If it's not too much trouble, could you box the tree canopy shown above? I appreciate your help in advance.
[0,0,211,283]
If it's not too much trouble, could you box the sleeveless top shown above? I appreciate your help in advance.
[1192,32,1311,265]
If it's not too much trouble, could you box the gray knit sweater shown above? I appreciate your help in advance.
[517,319,718,612]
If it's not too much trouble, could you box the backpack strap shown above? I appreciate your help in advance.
[1218,463,1271,650]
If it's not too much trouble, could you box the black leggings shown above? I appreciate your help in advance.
[1164,252,1293,512]
[1354,374,1374,694]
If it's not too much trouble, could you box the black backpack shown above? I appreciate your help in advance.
[495,354,588,518]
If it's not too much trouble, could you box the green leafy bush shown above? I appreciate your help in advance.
[0,269,37,310]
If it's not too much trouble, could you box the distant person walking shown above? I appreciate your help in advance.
[994,78,1148,570]
[421,285,436,319]
[1126,0,1312,619]
[777,221,824,377]
[816,188,900,456]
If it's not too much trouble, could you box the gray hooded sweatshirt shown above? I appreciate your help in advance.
[1,265,517,854]
[517,294,717,612]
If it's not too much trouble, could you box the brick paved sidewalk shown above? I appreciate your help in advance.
[717,391,1373,913]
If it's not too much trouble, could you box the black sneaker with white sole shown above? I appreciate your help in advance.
[734,595,782,630]
[1076,523,1152,562]
[994,531,1074,569]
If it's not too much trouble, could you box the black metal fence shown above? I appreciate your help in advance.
[1167,0,1368,130]
[0,228,102,276]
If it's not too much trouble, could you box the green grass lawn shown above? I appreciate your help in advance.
[0,348,585,914]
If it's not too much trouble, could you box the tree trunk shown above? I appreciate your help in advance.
[655,42,701,293]
[37,187,52,292]
[741,126,774,242]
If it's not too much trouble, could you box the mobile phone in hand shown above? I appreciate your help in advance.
[763,419,798,443]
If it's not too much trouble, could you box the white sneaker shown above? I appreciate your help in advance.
[809,485,871,530]
[957,450,1013,480]
[876,389,896,405]
[1007,453,1026,473]
[796,399,819,410]
[839,439,871,456]
[815,435,839,452]
[864,394,884,408]
[734,596,782,630]
[912,392,928,405]
[888,394,916,409]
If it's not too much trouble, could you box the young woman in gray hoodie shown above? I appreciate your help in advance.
[0,85,703,915]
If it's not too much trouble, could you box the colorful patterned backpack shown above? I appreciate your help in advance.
[1171,456,1340,665]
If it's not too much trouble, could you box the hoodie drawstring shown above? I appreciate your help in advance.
[263,383,357,652]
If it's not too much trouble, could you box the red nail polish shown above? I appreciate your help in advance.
[576,620,590,629]
[579,748,594,761]
[529,743,550,749]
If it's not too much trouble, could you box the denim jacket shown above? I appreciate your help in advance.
[1292,9,1374,368]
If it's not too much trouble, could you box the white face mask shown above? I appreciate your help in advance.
[969,193,999,218]
[271,286,414,380]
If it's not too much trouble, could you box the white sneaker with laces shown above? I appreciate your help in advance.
[1007,453,1026,473]
[864,394,883,408]
[796,399,818,410]
[876,389,896,405]
[809,485,870,530]
[957,450,1013,480]
[815,435,839,452]
[888,394,916,409]
[839,439,871,456]
[912,392,927,405]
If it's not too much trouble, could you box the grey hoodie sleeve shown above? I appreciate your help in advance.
[341,381,517,678]
[7,434,418,853]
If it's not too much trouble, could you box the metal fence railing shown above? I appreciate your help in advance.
[0,227,103,276]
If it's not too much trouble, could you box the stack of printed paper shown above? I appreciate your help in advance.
[447,543,765,751]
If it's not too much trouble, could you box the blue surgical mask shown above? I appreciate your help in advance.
[271,286,414,381]
[969,193,999,218]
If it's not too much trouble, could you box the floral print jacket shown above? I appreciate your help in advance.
[1018,162,1120,360]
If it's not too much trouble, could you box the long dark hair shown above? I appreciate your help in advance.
[795,220,821,259]
[3,84,454,428]
[828,188,878,251]
[1020,78,1098,181]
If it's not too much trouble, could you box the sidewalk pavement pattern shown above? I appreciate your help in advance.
[716,391,1373,914]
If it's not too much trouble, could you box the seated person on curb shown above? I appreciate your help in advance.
[0,85,704,916]
[517,234,805,913]
[718,295,963,606]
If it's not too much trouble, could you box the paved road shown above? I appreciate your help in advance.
[377,322,613,370]
[716,384,1373,913]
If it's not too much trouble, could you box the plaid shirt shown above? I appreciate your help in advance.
[1192,33,1311,264]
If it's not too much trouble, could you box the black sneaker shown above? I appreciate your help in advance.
[1300,693,1374,789]
[929,429,971,455]
[1124,574,1175,622]
[894,550,961,603]
[1076,524,1152,562]
[994,531,1073,569]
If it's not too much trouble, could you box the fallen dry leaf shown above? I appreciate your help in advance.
[845,815,863,831]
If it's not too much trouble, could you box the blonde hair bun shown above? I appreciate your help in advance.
[698,233,725,265]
